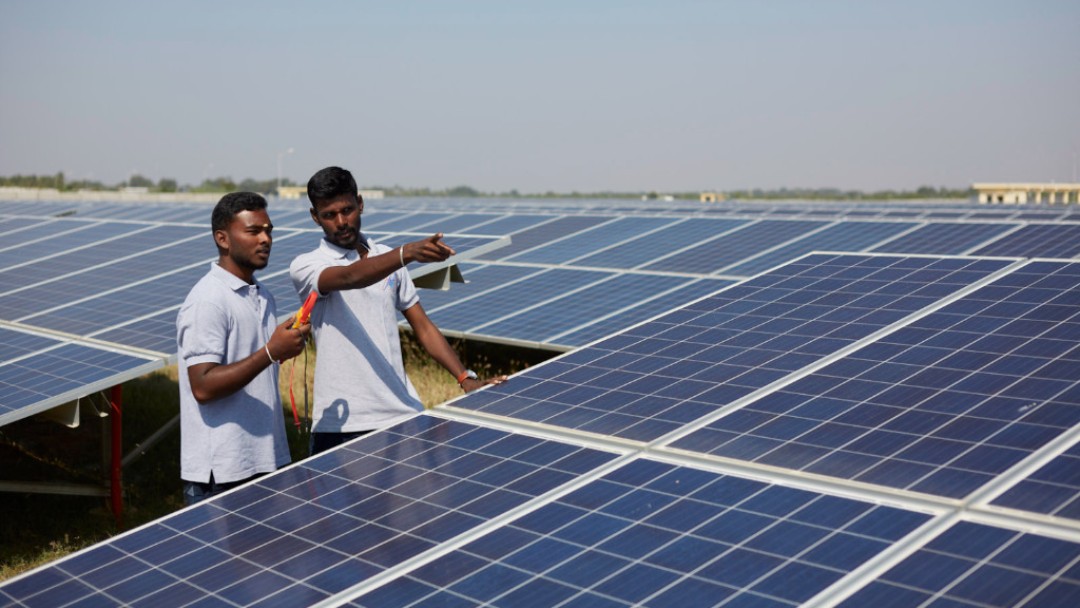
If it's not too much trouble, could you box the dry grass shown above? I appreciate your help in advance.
[0,333,552,582]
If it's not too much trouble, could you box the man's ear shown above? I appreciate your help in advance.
[309,208,319,224]
[213,228,229,252]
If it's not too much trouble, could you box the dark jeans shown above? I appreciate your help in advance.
[183,472,260,506]
[310,430,372,456]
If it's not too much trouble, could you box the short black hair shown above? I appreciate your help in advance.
[211,191,267,233]
[307,166,358,209]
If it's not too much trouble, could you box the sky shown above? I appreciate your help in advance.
[1,1,1078,193]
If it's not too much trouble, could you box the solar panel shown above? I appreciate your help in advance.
[870,221,1016,255]
[0,327,158,425]
[722,221,917,276]
[671,260,1080,499]
[505,216,680,265]
[641,220,826,274]
[338,458,934,607]
[568,218,750,270]
[970,223,1080,258]
[475,215,617,261]
[550,278,735,349]
[0,415,621,607]
[447,254,1015,442]
[836,521,1080,606]
[470,273,692,346]
[6,195,1080,605]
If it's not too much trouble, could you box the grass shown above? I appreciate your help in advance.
[0,333,552,581]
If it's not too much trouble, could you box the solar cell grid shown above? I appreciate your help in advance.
[476,215,612,261]
[0,221,142,279]
[870,221,1016,255]
[0,224,202,294]
[415,212,503,234]
[346,458,932,607]
[366,212,455,233]
[837,521,1080,607]
[670,260,1080,499]
[470,273,691,344]
[991,438,1080,521]
[426,268,612,332]
[506,216,678,265]
[568,217,749,270]
[0,341,155,421]
[971,223,1080,258]
[0,416,620,608]
[450,254,1014,442]
[722,221,917,276]
[642,219,826,274]
[550,278,734,349]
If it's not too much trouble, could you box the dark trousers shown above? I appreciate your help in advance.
[182,472,259,506]
[310,430,372,456]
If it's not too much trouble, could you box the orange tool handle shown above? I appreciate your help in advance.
[291,291,318,329]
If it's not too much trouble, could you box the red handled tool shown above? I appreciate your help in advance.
[287,291,317,429]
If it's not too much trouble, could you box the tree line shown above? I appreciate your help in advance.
[1,173,971,200]
[0,173,296,195]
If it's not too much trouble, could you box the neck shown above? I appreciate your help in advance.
[218,257,255,284]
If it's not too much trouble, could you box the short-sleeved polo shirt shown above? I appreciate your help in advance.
[290,236,423,433]
[176,263,291,484]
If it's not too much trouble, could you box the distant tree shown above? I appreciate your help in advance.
[158,178,178,192]
[128,174,154,188]
[447,185,480,197]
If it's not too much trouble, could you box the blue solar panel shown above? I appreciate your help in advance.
[672,260,1080,499]
[476,215,612,261]
[870,221,1015,255]
[568,218,750,270]
[0,225,203,294]
[642,220,826,274]
[471,273,691,344]
[991,438,1080,520]
[450,254,1013,442]
[838,521,1080,607]
[551,278,734,348]
[340,458,932,607]
[506,216,680,265]
[0,221,139,271]
[6,197,1080,606]
[426,268,613,333]
[971,223,1080,258]
[0,415,619,607]
[367,212,456,233]
[723,221,917,276]
[0,331,156,423]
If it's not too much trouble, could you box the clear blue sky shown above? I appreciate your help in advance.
[2,1,1077,193]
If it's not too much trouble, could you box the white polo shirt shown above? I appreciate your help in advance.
[289,236,424,433]
[176,263,291,484]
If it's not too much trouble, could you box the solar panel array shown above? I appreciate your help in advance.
[3,196,1080,606]
[0,200,506,426]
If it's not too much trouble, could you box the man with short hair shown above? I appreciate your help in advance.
[290,166,505,455]
[177,191,310,505]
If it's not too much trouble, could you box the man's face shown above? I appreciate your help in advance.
[217,208,273,272]
[311,195,363,249]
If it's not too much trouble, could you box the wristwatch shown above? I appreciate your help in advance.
[456,369,479,385]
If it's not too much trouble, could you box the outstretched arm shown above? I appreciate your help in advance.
[401,302,507,393]
[317,234,455,294]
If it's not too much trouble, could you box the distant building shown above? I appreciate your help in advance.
[972,182,1080,205]
[700,191,725,203]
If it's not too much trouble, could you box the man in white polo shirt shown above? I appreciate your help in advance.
[290,166,506,455]
[177,192,311,504]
